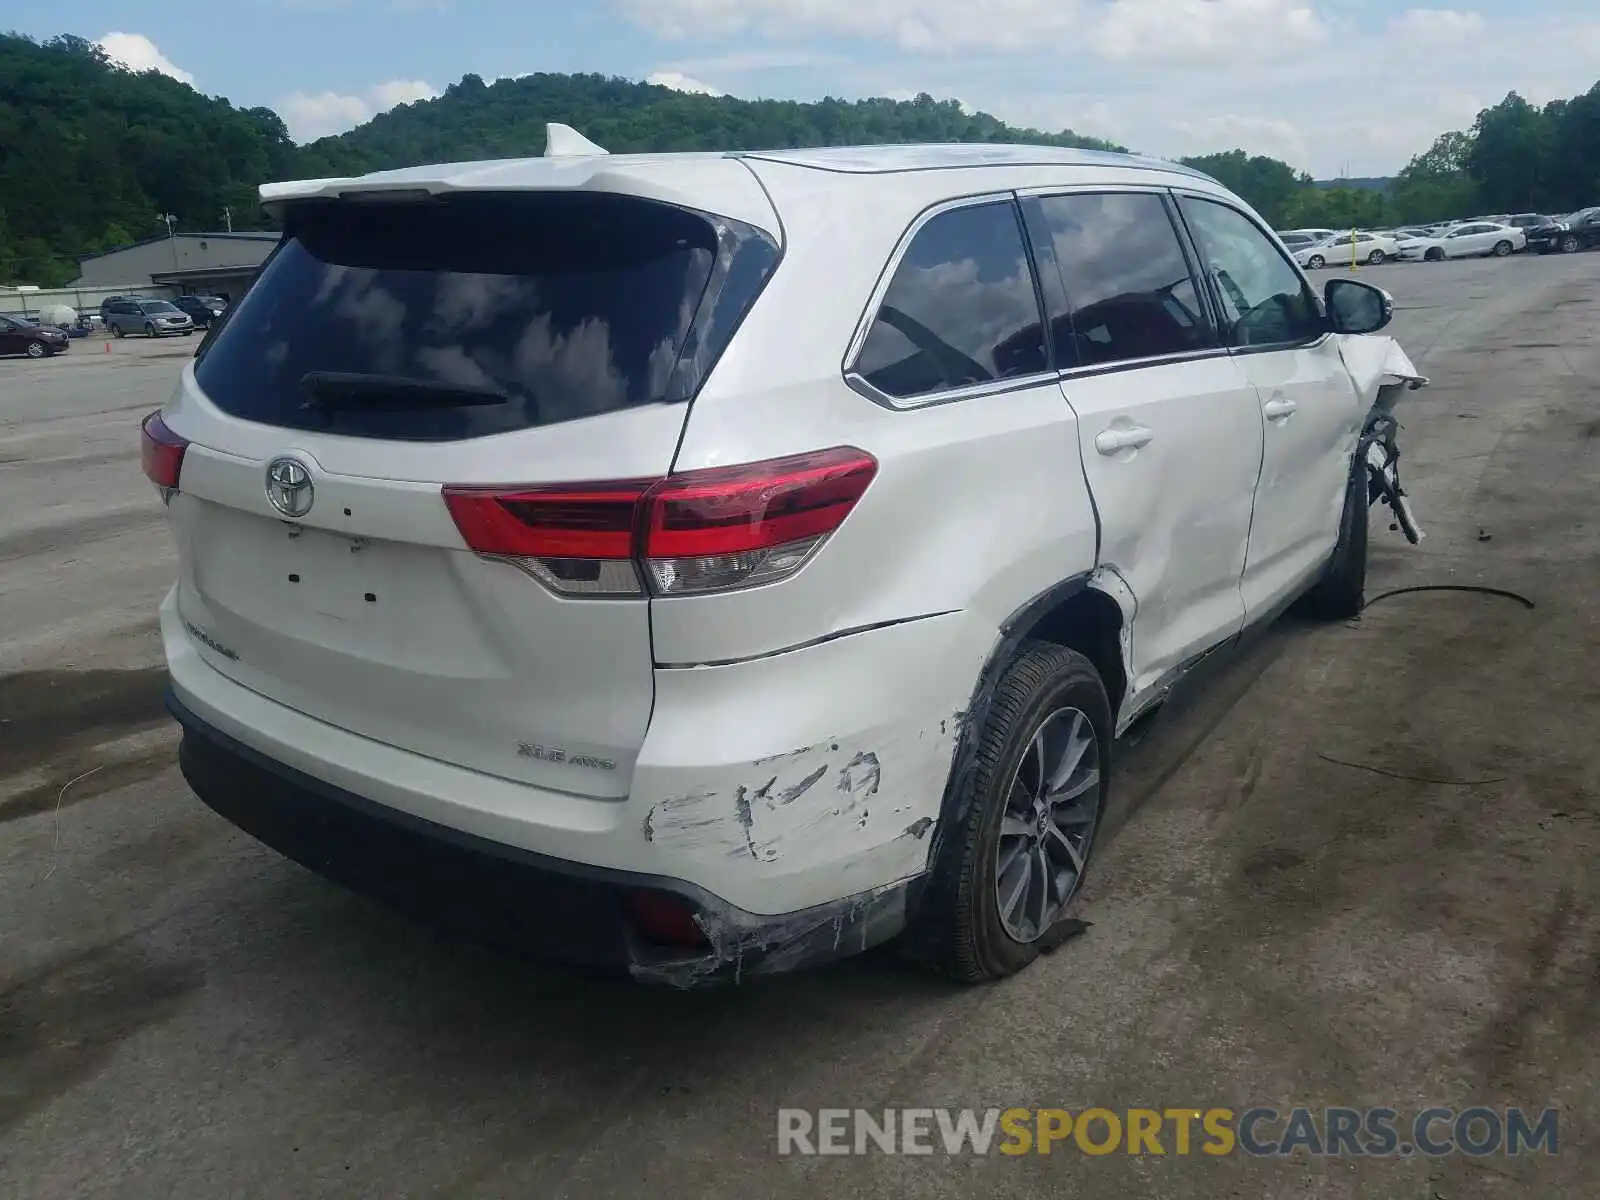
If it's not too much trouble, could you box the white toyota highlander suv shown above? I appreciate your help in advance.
[146,132,1422,985]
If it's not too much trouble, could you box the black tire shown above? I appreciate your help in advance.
[111,322,126,338]
[1493,240,1513,258]
[25,340,50,359]
[1307,254,1325,269]
[1560,234,1579,254]
[144,322,158,338]
[1425,247,1445,262]
[1298,466,1368,620]
[906,641,1111,983]
[1367,250,1386,265]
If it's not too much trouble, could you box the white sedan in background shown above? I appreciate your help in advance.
[1396,222,1526,262]
[1293,230,1400,269]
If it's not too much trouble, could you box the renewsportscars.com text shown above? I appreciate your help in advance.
[777,1106,1559,1158]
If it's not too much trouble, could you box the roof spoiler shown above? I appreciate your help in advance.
[544,123,609,157]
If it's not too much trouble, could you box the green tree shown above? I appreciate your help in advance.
[1466,93,1554,213]
[1180,150,1311,226]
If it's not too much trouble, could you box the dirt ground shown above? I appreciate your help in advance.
[1,258,1597,1199]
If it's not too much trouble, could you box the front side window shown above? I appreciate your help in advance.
[853,201,1046,400]
[1180,197,1324,348]
[1031,191,1214,368]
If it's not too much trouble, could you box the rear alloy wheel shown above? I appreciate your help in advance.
[1367,250,1386,265]
[1493,240,1513,257]
[111,323,126,338]
[906,641,1111,982]
[1307,254,1326,269]
[994,707,1101,945]
[25,340,48,358]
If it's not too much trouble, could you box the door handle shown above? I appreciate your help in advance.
[1263,397,1298,420]
[1095,425,1154,455]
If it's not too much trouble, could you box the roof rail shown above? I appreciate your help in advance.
[544,123,609,157]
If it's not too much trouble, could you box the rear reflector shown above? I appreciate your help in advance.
[623,889,710,949]
[140,411,188,493]
[444,447,877,597]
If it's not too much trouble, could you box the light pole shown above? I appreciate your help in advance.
[162,213,178,270]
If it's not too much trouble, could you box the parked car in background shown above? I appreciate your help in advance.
[1277,231,1319,250]
[1444,221,1525,257]
[1396,221,1524,261]
[1293,230,1398,268]
[103,297,195,338]
[147,136,1423,984]
[0,312,71,358]
[1282,227,1338,245]
[1292,238,1339,269]
[174,294,228,328]
[1507,213,1562,253]
[1548,206,1600,252]
[1395,231,1447,262]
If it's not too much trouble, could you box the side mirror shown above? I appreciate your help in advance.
[1324,278,1393,335]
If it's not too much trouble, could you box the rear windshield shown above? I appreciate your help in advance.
[194,191,776,441]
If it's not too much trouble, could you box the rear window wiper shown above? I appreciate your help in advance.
[299,371,510,411]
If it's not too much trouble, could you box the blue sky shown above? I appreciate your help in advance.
[7,0,1600,176]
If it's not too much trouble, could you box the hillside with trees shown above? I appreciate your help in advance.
[294,71,1121,178]
[4,27,1600,286]
[0,34,299,286]
[0,34,1115,286]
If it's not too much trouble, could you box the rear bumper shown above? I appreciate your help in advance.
[169,687,912,985]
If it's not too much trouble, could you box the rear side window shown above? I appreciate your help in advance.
[194,192,778,441]
[1030,192,1214,368]
[1179,197,1324,348]
[853,201,1046,400]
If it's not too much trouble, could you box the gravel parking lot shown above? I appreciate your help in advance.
[3,257,1597,1199]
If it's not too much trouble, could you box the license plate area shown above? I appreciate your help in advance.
[278,526,392,621]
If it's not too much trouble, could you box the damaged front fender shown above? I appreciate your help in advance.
[1340,335,1430,545]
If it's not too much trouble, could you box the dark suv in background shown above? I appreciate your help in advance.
[1508,214,1567,254]
[173,294,227,328]
[1553,207,1600,253]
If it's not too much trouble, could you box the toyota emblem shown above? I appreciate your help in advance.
[266,457,315,518]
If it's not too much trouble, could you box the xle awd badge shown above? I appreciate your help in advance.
[266,457,314,518]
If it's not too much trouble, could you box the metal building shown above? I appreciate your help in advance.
[72,232,278,301]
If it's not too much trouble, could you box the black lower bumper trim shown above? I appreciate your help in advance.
[165,686,911,985]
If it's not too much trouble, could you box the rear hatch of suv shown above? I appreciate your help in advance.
[161,180,779,798]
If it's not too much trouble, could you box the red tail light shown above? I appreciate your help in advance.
[443,447,878,597]
[140,411,188,493]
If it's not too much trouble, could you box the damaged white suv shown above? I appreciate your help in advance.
[147,130,1425,985]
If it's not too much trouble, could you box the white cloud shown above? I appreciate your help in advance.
[1092,0,1327,64]
[279,79,440,141]
[96,32,194,84]
[620,0,1326,60]
[646,71,726,97]
[1389,8,1486,43]
[619,0,1087,53]
[370,79,441,108]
